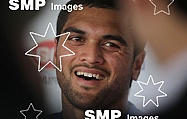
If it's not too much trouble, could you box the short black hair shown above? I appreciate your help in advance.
[56,0,117,41]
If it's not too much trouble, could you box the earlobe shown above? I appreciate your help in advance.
[132,51,146,81]
[53,38,58,65]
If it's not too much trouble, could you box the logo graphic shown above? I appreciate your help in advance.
[149,0,174,15]
[25,23,75,72]
[20,103,42,119]
[134,75,167,107]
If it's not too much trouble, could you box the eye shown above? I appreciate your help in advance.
[67,36,85,46]
[102,42,120,52]
[69,36,84,42]
[105,42,120,48]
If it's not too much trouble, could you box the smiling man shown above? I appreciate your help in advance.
[51,0,145,119]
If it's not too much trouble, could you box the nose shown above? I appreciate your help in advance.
[79,43,104,65]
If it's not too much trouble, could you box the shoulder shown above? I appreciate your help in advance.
[45,111,63,119]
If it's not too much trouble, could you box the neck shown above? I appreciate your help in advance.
[61,93,129,119]
[61,94,84,119]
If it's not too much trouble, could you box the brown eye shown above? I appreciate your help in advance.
[105,42,120,48]
[71,37,84,42]
[102,42,120,52]
[67,36,85,46]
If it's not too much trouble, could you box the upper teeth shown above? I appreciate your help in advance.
[76,71,103,80]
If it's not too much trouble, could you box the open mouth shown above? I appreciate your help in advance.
[75,71,104,80]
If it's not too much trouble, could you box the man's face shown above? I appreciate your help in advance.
[54,7,143,110]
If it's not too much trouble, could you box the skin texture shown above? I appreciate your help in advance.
[54,7,145,119]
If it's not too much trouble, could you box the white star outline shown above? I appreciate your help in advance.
[25,23,75,72]
[20,103,42,119]
[149,0,174,15]
[134,75,167,107]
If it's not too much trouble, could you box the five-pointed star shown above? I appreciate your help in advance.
[25,23,75,72]
[149,0,174,15]
[134,75,167,107]
[20,103,42,119]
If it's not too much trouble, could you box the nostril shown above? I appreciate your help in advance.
[79,52,104,64]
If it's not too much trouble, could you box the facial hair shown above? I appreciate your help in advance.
[56,63,131,110]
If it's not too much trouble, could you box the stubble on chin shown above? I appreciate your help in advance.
[58,71,129,110]
[56,62,130,110]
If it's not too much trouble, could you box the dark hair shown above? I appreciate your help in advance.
[56,0,117,41]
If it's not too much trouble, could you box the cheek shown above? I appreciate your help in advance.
[106,54,133,82]
[107,54,133,71]
[61,56,75,74]
[56,43,75,65]
[56,56,73,88]
[56,47,75,77]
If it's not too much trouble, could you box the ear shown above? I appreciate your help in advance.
[53,38,58,65]
[132,51,146,81]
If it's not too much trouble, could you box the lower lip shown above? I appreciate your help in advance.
[75,75,102,87]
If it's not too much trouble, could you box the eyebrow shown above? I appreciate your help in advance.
[63,27,85,35]
[63,27,127,46]
[103,35,127,46]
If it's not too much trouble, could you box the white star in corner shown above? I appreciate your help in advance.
[20,103,42,119]
[25,23,75,72]
[134,75,167,107]
[149,0,174,15]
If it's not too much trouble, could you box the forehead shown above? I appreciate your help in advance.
[62,7,124,33]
